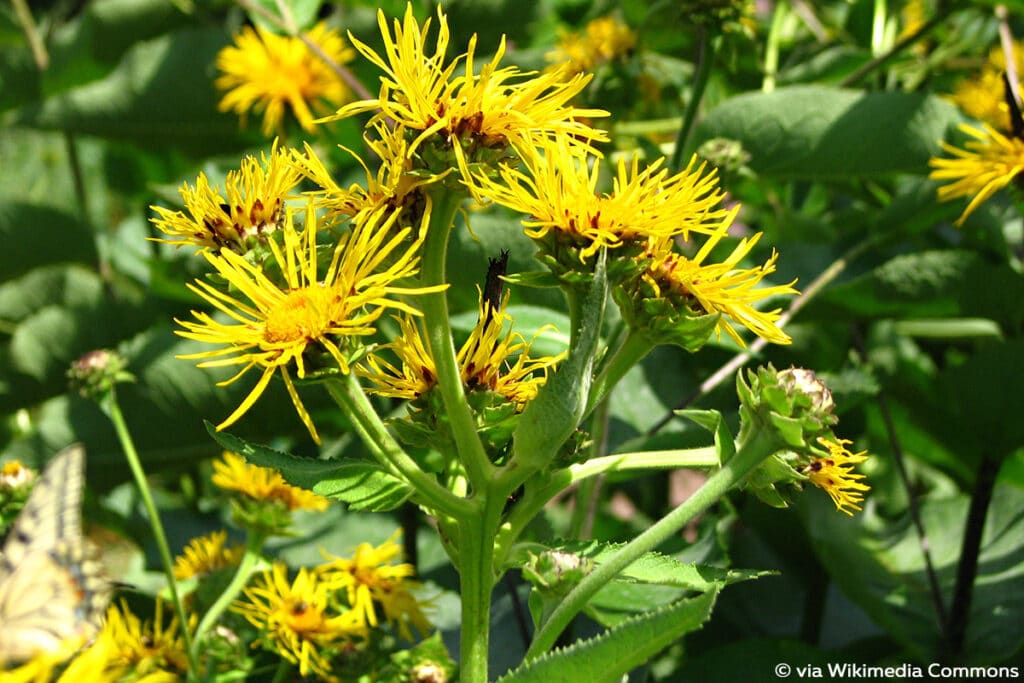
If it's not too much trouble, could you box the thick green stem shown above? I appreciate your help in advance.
[457,499,502,683]
[190,531,265,667]
[103,388,198,675]
[524,429,782,659]
[420,190,495,492]
[325,374,470,519]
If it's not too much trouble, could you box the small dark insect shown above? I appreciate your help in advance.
[483,250,509,325]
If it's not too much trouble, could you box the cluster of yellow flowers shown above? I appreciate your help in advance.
[151,4,802,447]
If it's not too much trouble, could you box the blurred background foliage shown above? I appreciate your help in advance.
[1,0,1022,679]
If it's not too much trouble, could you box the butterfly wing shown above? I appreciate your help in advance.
[0,445,111,666]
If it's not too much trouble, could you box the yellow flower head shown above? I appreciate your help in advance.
[175,200,440,442]
[150,141,302,252]
[232,563,364,681]
[362,289,563,405]
[325,3,608,179]
[173,530,246,580]
[0,459,34,491]
[949,42,1024,132]
[546,16,637,75]
[216,22,355,136]
[317,532,432,641]
[806,438,870,516]
[476,140,735,260]
[643,222,798,347]
[929,123,1024,226]
[103,599,191,679]
[211,452,328,512]
[292,122,432,224]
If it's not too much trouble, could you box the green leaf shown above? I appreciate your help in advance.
[513,251,608,471]
[248,0,323,32]
[692,86,964,179]
[0,203,97,281]
[676,408,736,463]
[204,423,413,511]
[10,27,258,155]
[806,250,1024,333]
[496,590,720,683]
[804,483,1024,662]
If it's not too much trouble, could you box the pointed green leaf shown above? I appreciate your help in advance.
[205,423,413,511]
[496,590,720,683]
[676,408,736,462]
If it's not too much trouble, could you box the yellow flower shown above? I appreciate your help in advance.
[643,222,798,346]
[103,599,191,679]
[175,200,440,442]
[0,636,101,683]
[292,122,432,223]
[806,438,870,516]
[173,530,246,580]
[317,533,432,642]
[546,16,637,75]
[362,289,563,404]
[928,123,1024,226]
[0,459,34,491]
[476,140,734,259]
[232,563,364,681]
[949,67,1009,132]
[211,452,328,512]
[149,141,302,252]
[325,4,608,179]
[949,42,1024,132]
[216,22,355,136]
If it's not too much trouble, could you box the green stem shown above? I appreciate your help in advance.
[567,398,610,539]
[190,531,265,668]
[325,374,470,519]
[572,448,720,478]
[10,0,48,70]
[763,1,787,92]
[671,26,718,170]
[586,331,655,417]
[524,429,782,659]
[457,496,504,683]
[870,0,888,58]
[494,446,720,571]
[103,388,198,674]
[419,189,495,493]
